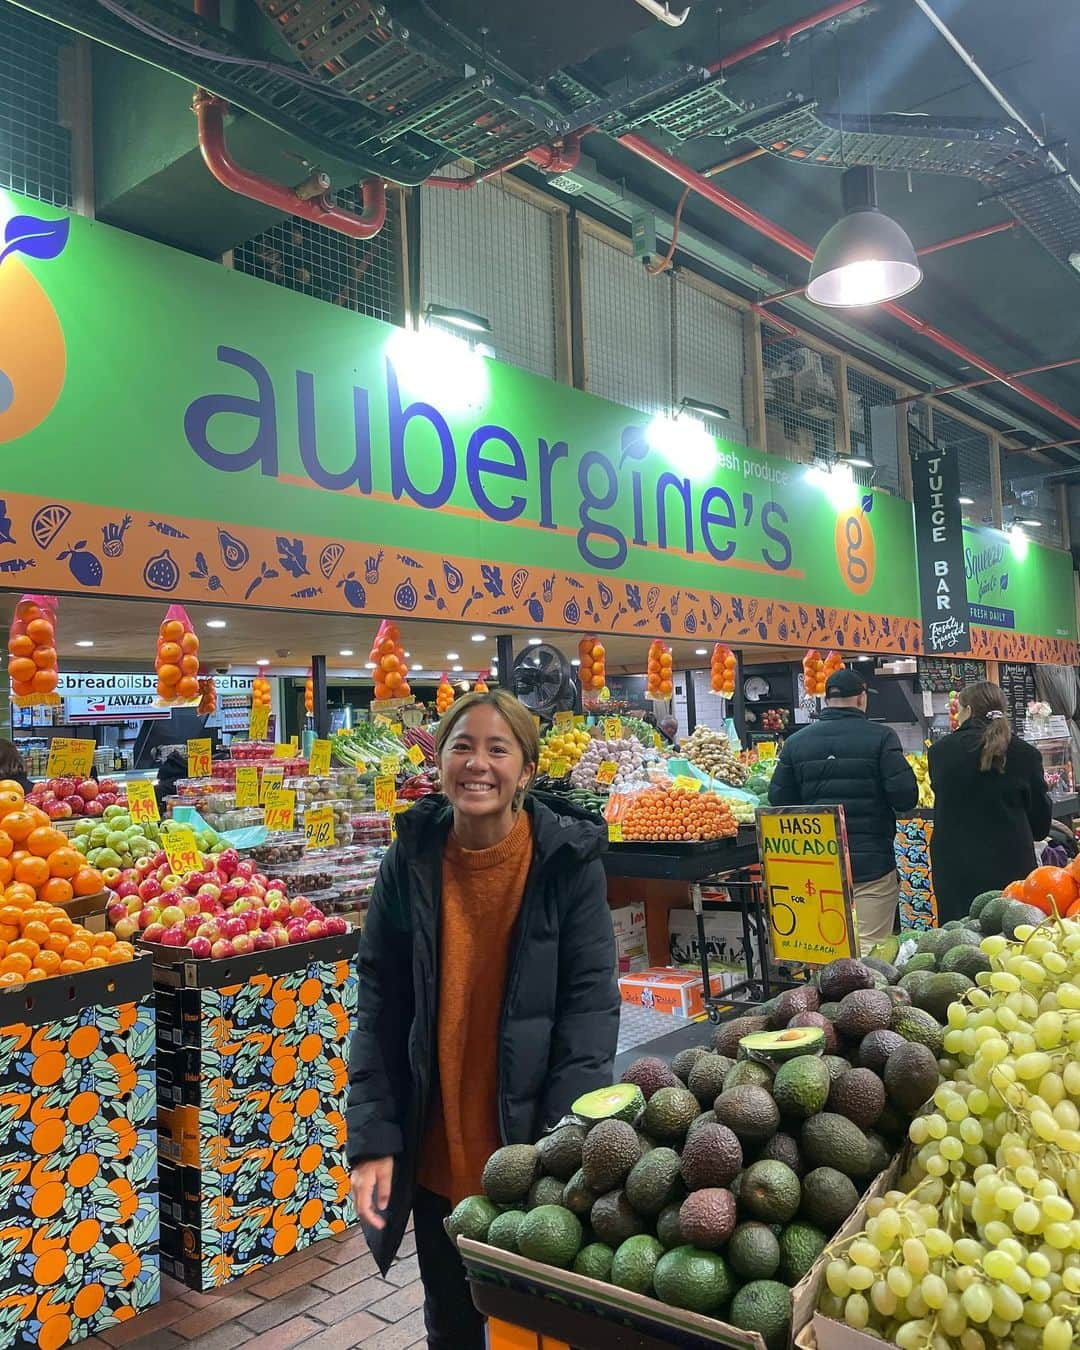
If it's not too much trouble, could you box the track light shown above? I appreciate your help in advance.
[808,167,922,308]
[424,303,493,334]
[679,396,731,422]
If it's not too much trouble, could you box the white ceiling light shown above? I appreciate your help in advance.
[75,640,94,648]
[205,620,227,629]
[808,167,922,308]
[256,659,270,667]
[571,658,581,666]
[404,651,411,658]
[446,651,460,660]
[1015,517,1042,528]
[471,633,486,642]
[364,661,376,669]
[339,649,354,656]
[958,495,975,506]
[527,637,542,646]
[695,648,708,655]
[452,664,463,672]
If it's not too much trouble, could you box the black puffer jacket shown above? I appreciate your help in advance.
[768,707,918,882]
[345,792,619,1273]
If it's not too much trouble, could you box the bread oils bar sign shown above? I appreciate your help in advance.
[755,806,856,963]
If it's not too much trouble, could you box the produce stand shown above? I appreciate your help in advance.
[155,931,359,1292]
[0,954,159,1348]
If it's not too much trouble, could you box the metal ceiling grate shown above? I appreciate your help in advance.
[1002,463,1063,546]
[848,367,901,495]
[231,186,403,325]
[673,274,748,448]
[931,409,995,527]
[581,232,672,415]
[0,3,71,206]
[762,336,839,464]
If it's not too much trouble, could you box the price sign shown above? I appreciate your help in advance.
[308,739,332,776]
[374,776,397,812]
[573,715,587,729]
[249,705,269,741]
[554,711,574,729]
[259,765,284,803]
[758,741,777,760]
[379,754,401,777]
[755,806,856,965]
[264,787,296,832]
[46,738,95,779]
[187,738,212,779]
[235,765,259,808]
[607,821,624,843]
[389,801,412,841]
[126,779,159,824]
[163,827,201,877]
[595,760,618,786]
[304,804,336,850]
[549,758,568,779]
[603,717,622,741]
[390,723,403,737]
[406,743,425,766]
[672,775,703,794]
[272,742,294,759]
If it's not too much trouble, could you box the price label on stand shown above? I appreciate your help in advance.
[374,776,397,813]
[304,804,335,850]
[379,754,401,777]
[374,714,392,730]
[272,742,294,759]
[126,779,159,824]
[163,827,200,877]
[186,738,212,779]
[595,760,618,786]
[259,765,284,803]
[573,715,586,728]
[758,741,777,760]
[554,711,574,729]
[248,705,269,741]
[755,806,856,965]
[389,802,412,841]
[406,743,425,767]
[549,758,568,779]
[603,717,622,741]
[235,766,259,808]
[46,738,95,780]
[672,775,703,794]
[308,739,332,776]
[264,787,296,832]
[607,821,624,843]
[390,723,402,737]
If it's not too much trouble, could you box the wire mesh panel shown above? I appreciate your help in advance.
[762,336,840,464]
[931,409,996,526]
[420,173,562,380]
[581,230,673,414]
[673,274,748,447]
[847,366,902,494]
[1002,459,1063,545]
[232,188,403,324]
[0,4,71,207]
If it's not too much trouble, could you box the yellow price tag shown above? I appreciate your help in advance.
[374,776,397,812]
[390,723,402,737]
[249,705,269,740]
[758,740,777,760]
[406,743,425,766]
[573,715,587,728]
[672,775,704,793]
[607,821,624,843]
[235,765,259,808]
[549,758,568,779]
[598,686,611,702]
[187,738,212,779]
[304,804,335,850]
[259,765,284,803]
[308,739,332,776]
[389,801,412,841]
[595,760,618,786]
[379,754,401,777]
[554,711,574,729]
[272,742,294,760]
[163,827,201,877]
[374,714,392,729]
[264,786,296,832]
[126,779,159,824]
[756,807,856,965]
[531,715,540,731]
[46,737,95,780]
[603,717,622,741]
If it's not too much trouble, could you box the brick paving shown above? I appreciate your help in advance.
[75,1227,427,1350]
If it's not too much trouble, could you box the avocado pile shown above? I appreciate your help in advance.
[449,954,949,1348]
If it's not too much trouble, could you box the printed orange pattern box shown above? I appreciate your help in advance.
[154,932,360,1292]
[617,965,729,1019]
[0,956,159,1349]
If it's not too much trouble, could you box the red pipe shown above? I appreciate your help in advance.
[617,130,1080,435]
[709,0,870,73]
[193,92,386,239]
[426,132,586,191]
[895,356,1080,405]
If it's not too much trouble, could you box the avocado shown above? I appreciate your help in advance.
[754,1132,803,1177]
[611,1234,663,1294]
[778,1221,827,1284]
[834,988,893,1039]
[914,971,973,1022]
[978,893,1012,934]
[679,1187,737,1249]
[873,1101,908,1142]
[656,1202,684,1249]
[904,949,939,972]
[820,1054,851,1086]
[1001,901,1046,940]
[767,985,821,1028]
[686,1109,718,1142]
[572,1083,645,1125]
[739,1161,801,1223]
[625,1147,683,1217]
[671,1045,711,1084]
[863,955,899,985]
[856,1029,905,1073]
[799,1166,859,1232]
[723,1060,775,1093]
[939,944,992,980]
[787,1011,839,1055]
[562,1168,599,1216]
[915,928,955,959]
[728,1279,792,1350]
[818,1001,843,1022]
[642,1086,701,1143]
[581,1118,642,1193]
[527,1176,567,1210]
[446,1194,500,1242]
[969,889,1002,919]
[728,1222,781,1281]
[481,1144,540,1204]
[680,1122,743,1191]
[883,1040,940,1114]
[572,1241,614,1281]
[771,1055,830,1121]
[653,1246,734,1314]
[897,970,935,1005]
[818,958,874,1001]
[687,1053,736,1106]
[827,1068,886,1129]
[486,1210,526,1252]
[800,1113,872,1178]
[536,1124,585,1182]
[740,1027,826,1062]
[890,1005,945,1057]
[864,1131,892,1176]
[590,1189,645,1246]
[517,1204,582,1268]
[713,1014,769,1059]
[621,1055,680,1101]
[869,934,901,965]
[714,1085,781,1142]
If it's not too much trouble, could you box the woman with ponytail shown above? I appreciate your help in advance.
[928,681,1052,920]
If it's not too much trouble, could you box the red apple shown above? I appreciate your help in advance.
[231,933,254,955]
[188,936,212,959]
[219,885,240,905]
[106,901,128,925]
[220,917,246,941]
[160,926,186,947]
[258,908,275,930]
[270,927,290,948]
[142,921,166,943]
[85,800,105,817]
[324,915,349,937]
[125,896,143,915]
[217,849,240,877]
[197,883,221,902]
[98,778,118,794]
[97,793,117,807]
[114,916,139,941]
[306,918,326,940]
[138,878,162,902]
[251,931,275,952]
[115,881,139,900]
[198,920,221,942]
[210,938,234,960]
[234,861,255,881]
[67,794,85,814]
[53,778,75,799]
[136,906,160,930]
[159,904,185,928]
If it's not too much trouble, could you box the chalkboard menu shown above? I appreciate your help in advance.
[1000,662,1036,733]
[916,658,986,694]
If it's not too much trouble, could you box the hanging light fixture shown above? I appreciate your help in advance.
[807,167,922,308]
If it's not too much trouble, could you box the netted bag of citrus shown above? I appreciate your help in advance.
[7,592,60,705]
[155,603,201,704]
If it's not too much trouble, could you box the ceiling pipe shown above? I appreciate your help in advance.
[617,130,1080,436]
[427,132,586,191]
[708,0,870,74]
[895,357,1080,406]
[633,0,691,27]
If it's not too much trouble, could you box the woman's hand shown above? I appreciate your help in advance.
[350,1157,394,1228]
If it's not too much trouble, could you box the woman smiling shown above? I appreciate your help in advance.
[346,689,619,1348]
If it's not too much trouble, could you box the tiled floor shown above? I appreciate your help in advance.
[77,1227,426,1350]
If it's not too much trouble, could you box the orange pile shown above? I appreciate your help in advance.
[156,613,200,703]
[369,621,411,701]
[646,640,673,699]
[252,675,272,712]
[802,648,826,697]
[710,644,736,697]
[198,676,217,715]
[1003,863,1080,918]
[7,596,59,704]
[436,675,454,716]
[473,675,490,694]
[304,674,314,716]
[579,637,606,696]
[618,786,737,843]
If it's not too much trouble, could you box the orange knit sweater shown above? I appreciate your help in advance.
[416,810,534,1203]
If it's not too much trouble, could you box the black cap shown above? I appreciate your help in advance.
[825,668,871,698]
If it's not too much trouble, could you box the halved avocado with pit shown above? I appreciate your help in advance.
[739,1027,825,1063]
[572,1083,645,1125]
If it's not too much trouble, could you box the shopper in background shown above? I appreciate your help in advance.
[0,739,33,794]
[928,681,1051,922]
[347,689,619,1349]
[768,668,917,952]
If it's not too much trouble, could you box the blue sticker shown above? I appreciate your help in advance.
[0,212,70,267]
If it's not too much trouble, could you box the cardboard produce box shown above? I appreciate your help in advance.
[668,907,760,977]
[618,965,731,1018]
[610,901,648,974]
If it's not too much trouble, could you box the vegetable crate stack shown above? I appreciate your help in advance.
[0,957,159,1348]
[154,932,360,1291]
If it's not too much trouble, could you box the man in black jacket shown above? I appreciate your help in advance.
[768,668,918,953]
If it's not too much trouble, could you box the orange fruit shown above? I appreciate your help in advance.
[39,879,73,906]
[0,860,11,889]
[181,632,200,654]
[72,866,103,897]
[0,833,11,858]
[34,950,60,975]
[180,654,200,676]
[7,657,36,684]
[0,791,23,814]
[31,669,58,694]
[92,929,116,948]
[25,618,54,645]
[59,959,84,974]
[46,848,80,880]
[157,641,182,665]
[0,970,24,986]
[14,856,48,889]
[64,940,91,964]
[177,675,200,700]
[3,952,32,977]
[8,938,39,962]
[27,827,65,859]
[32,646,57,670]
[7,635,33,658]
[157,663,181,687]
[160,619,184,641]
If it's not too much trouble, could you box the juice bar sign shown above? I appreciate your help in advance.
[911,432,970,654]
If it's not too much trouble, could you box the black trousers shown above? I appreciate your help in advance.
[412,1187,486,1350]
